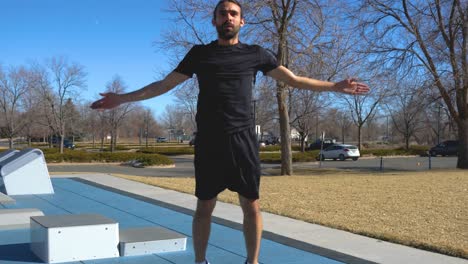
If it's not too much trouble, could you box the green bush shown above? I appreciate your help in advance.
[259,145,301,152]
[260,150,320,163]
[133,155,172,166]
[361,146,429,157]
[260,145,281,152]
[138,147,194,156]
[259,152,281,163]
[44,150,173,166]
[292,150,319,162]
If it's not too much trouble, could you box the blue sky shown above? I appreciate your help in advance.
[0,0,183,118]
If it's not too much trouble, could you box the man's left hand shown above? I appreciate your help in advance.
[334,78,370,95]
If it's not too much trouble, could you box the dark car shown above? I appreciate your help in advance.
[308,138,336,150]
[189,137,196,146]
[156,137,168,143]
[63,140,75,149]
[189,133,197,146]
[429,140,459,156]
[52,138,75,149]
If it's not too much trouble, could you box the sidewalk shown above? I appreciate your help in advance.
[52,173,467,264]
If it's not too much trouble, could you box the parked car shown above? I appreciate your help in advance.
[308,138,336,150]
[429,140,459,156]
[264,137,279,145]
[188,133,197,146]
[156,137,168,143]
[189,137,196,146]
[316,144,360,161]
[52,138,75,149]
[63,140,75,149]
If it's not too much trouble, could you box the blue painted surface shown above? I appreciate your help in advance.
[0,178,344,264]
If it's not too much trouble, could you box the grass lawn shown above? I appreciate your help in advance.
[114,169,468,259]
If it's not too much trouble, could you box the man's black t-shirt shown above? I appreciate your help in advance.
[174,41,278,134]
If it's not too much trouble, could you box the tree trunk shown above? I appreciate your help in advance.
[8,137,13,149]
[277,83,292,175]
[100,136,104,151]
[300,134,307,152]
[110,129,115,152]
[60,134,64,154]
[457,117,468,169]
[405,134,410,150]
[357,125,362,150]
[342,126,345,144]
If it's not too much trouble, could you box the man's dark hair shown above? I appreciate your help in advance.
[213,0,243,19]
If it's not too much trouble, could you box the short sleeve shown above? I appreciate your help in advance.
[174,46,199,78]
[258,46,279,75]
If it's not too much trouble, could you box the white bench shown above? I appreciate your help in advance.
[0,148,54,195]
[0,208,44,230]
[119,226,187,256]
[0,192,15,205]
[30,214,119,263]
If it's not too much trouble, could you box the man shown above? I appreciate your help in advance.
[91,1,370,263]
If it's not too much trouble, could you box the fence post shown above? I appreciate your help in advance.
[380,156,384,172]
[428,154,432,170]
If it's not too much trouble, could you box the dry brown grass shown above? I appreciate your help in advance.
[114,170,468,259]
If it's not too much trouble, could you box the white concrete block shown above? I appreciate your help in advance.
[0,192,15,205]
[0,149,19,162]
[119,227,187,256]
[0,149,19,193]
[0,208,43,230]
[0,148,54,195]
[30,214,119,263]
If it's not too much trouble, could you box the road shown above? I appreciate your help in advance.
[47,155,459,177]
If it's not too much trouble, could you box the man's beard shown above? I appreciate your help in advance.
[216,22,241,40]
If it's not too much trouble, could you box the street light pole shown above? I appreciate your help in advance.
[437,104,441,144]
[386,115,389,141]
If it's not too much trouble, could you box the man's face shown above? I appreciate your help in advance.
[212,2,244,41]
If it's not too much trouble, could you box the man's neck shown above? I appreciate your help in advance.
[217,37,239,46]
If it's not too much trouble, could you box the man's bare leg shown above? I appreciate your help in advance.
[193,197,217,263]
[239,195,262,264]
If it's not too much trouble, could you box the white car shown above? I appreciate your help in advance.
[156,137,168,143]
[317,144,360,161]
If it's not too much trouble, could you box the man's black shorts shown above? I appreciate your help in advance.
[194,128,261,200]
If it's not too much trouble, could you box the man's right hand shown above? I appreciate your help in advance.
[90,92,124,110]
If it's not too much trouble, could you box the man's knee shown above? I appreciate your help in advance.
[195,198,217,218]
[239,195,261,218]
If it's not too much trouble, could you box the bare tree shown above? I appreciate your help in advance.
[289,88,324,152]
[20,71,47,146]
[0,65,33,148]
[253,78,278,140]
[339,110,353,144]
[342,84,385,149]
[386,78,427,149]
[80,100,101,148]
[357,0,468,168]
[141,108,160,147]
[161,104,192,141]
[64,98,81,144]
[31,57,86,153]
[101,76,134,152]
[173,80,198,132]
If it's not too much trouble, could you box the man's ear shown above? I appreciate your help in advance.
[212,18,216,27]
[240,18,245,27]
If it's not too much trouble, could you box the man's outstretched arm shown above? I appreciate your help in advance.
[267,66,370,95]
[90,71,190,110]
